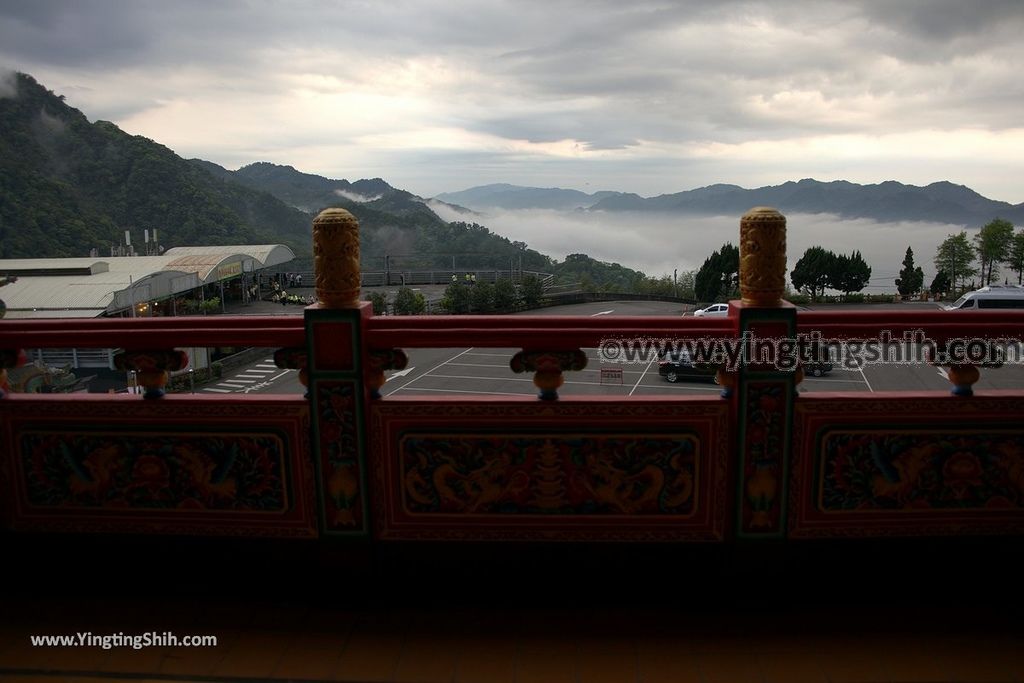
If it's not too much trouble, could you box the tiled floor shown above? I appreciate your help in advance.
[2,595,1022,683]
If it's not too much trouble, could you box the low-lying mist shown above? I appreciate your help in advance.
[431,204,971,293]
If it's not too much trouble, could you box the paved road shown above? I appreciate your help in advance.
[202,300,1024,396]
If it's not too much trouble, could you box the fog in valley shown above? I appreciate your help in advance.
[431,203,969,293]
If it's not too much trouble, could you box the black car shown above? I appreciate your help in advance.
[657,352,719,383]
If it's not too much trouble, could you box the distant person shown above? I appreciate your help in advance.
[296,274,302,288]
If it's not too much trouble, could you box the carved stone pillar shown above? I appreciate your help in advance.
[734,207,797,539]
[313,207,361,309]
[739,207,787,306]
[306,208,371,536]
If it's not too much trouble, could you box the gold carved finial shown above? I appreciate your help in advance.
[313,208,361,308]
[739,207,787,306]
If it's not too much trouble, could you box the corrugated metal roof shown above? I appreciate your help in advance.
[0,245,295,319]
[2,308,106,319]
[163,245,295,268]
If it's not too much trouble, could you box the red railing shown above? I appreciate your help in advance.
[0,316,305,349]
[365,314,736,349]
[796,310,1024,342]
[4,308,1022,375]
[3,204,1023,543]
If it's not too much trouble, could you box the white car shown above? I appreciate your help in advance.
[693,303,729,317]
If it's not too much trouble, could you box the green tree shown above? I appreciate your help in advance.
[440,282,471,314]
[470,281,495,313]
[675,269,696,300]
[828,251,871,297]
[930,271,951,299]
[694,243,739,302]
[520,275,544,308]
[393,286,425,315]
[493,279,519,312]
[895,247,925,297]
[935,231,978,293]
[790,246,835,301]
[1006,230,1024,285]
[974,218,1015,285]
[367,291,388,315]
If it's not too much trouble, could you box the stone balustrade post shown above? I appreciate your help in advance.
[305,208,372,536]
[733,207,798,539]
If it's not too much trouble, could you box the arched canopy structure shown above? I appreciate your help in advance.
[0,244,296,318]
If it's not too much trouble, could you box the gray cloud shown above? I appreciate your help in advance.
[0,68,16,98]
[0,0,1022,201]
[430,204,964,291]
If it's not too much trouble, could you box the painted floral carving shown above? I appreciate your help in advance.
[401,434,698,516]
[20,432,286,510]
[819,432,1024,511]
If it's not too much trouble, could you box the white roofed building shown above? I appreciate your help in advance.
[0,245,295,375]
[0,245,295,319]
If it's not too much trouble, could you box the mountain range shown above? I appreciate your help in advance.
[437,180,1024,226]
[0,73,648,286]
[3,70,1020,289]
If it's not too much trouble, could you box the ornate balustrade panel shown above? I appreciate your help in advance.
[0,395,316,537]
[789,393,1024,538]
[368,397,731,541]
[4,205,1024,547]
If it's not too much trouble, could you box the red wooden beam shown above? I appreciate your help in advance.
[365,315,737,348]
[796,310,1024,342]
[0,316,306,349]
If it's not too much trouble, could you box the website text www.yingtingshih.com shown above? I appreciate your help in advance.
[596,330,1023,371]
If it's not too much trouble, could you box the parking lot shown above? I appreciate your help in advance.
[204,299,1024,396]
[380,300,1024,397]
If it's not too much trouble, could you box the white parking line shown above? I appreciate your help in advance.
[856,364,875,392]
[203,387,232,393]
[426,373,534,383]
[385,347,475,397]
[233,375,264,380]
[803,378,869,384]
[423,373,655,389]
[217,382,250,388]
[399,387,534,397]
[628,359,656,396]
[632,383,721,392]
[446,362,512,369]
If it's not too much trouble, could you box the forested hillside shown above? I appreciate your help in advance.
[0,73,311,257]
[1,72,649,288]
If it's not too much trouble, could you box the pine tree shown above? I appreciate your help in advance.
[895,247,925,297]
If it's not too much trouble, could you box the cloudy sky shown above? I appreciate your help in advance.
[1,0,1022,203]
